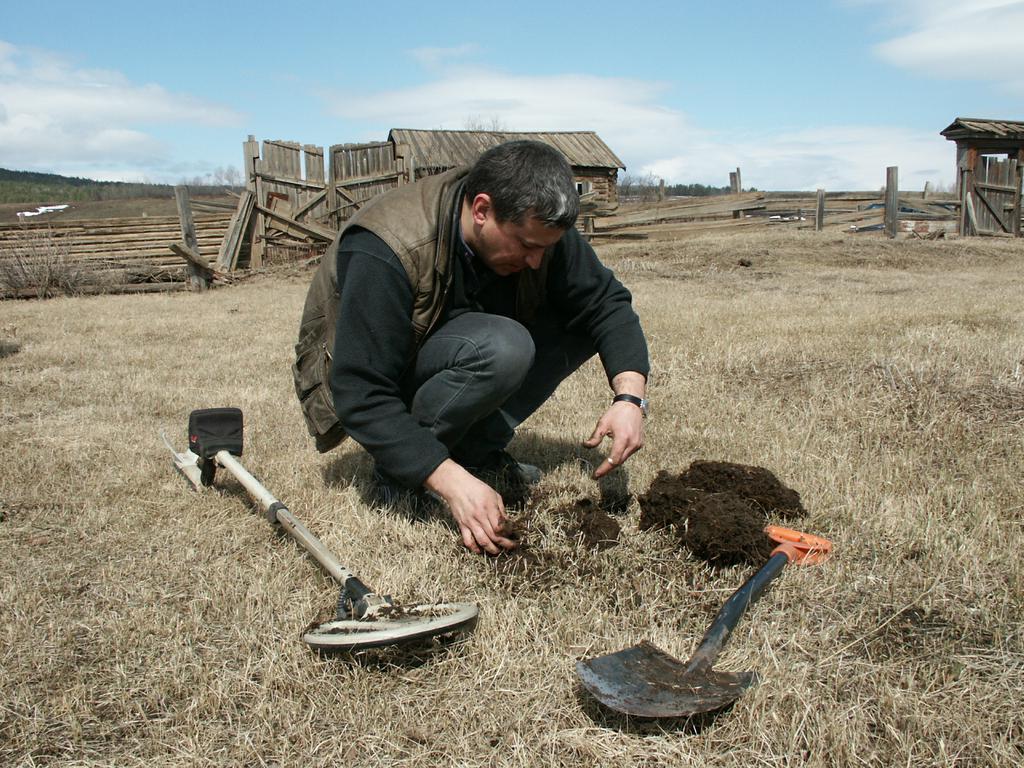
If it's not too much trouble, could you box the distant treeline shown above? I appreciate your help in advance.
[664,182,735,197]
[617,172,745,202]
[0,168,237,204]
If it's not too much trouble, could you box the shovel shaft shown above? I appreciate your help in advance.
[685,551,790,675]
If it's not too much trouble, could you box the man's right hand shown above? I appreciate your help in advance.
[424,459,519,555]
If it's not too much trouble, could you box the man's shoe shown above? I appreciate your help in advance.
[372,467,440,512]
[465,450,542,493]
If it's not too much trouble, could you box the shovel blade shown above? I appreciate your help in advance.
[576,641,757,719]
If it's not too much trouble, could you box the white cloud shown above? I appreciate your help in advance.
[869,0,1024,92]
[0,40,241,179]
[329,67,694,166]
[326,63,952,190]
[644,126,952,191]
[410,44,481,69]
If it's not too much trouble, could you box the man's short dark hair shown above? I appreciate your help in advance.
[464,140,580,229]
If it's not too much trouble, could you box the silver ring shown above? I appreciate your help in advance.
[606,458,616,465]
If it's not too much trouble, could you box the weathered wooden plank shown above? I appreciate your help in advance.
[174,186,208,291]
[293,189,327,221]
[973,181,1018,193]
[253,171,327,190]
[216,190,255,271]
[965,192,979,235]
[253,203,337,242]
[170,241,213,273]
[335,170,403,187]
[815,189,825,231]
[599,193,766,230]
[884,166,899,238]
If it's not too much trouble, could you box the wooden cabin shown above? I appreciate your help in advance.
[387,129,625,204]
[940,118,1024,237]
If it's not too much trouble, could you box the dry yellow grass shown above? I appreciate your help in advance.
[1,229,1022,766]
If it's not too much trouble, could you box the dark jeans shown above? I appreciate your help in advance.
[402,310,596,463]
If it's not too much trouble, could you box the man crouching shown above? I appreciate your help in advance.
[294,140,649,555]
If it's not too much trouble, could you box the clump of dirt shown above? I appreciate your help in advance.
[639,472,773,566]
[489,545,573,584]
[678,460,805,519]
[554,498,621,550]
[638,461,807,566]
[0,340,20,359]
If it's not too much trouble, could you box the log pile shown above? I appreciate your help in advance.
[0,212,232,297]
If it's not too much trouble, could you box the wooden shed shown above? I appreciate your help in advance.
[388,129,625,203]
[940,117,1024,236]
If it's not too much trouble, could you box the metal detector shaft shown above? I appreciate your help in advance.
[214,449,368,595]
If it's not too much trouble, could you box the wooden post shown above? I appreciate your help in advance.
[243,135,260,191]
[730,168,742,218]
[657,178,665,202]
[249,140,266,268]
[815,188,825,232]
[954,147,978,237]
[884,166,899,239]
[964,192,979,236]
[1014,149,1023,237]
[923,181,931,200]
[327,145,340,230]
[174,185,208,291]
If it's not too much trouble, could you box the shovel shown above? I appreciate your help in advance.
[576,525,832,719]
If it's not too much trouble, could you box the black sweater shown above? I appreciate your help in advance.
[329,224,649,488]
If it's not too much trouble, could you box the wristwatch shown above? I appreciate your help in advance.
[613,393,648,418]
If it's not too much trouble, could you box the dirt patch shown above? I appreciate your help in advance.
[555,498,621,550]
[483,498,620,589]
[500,497,621,552]
[489,544,575,585]
[638,461,807,566]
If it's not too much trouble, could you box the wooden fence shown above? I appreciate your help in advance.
[589,165,969,241]
[0,211,232,297]
[232,136,409,269]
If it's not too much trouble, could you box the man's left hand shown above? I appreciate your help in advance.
[584,400,645,478]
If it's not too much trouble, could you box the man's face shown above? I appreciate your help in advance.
[465,195,565,276]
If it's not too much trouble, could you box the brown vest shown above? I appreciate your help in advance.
[293,168,551,452]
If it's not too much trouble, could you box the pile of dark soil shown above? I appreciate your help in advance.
[638,461,806,566]
[678,460,805,518]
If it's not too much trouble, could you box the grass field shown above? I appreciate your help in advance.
[1,229,1022,766]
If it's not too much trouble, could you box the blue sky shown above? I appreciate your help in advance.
[1,0,1021,190]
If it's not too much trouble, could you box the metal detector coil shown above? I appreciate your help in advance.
[165,409,479,653]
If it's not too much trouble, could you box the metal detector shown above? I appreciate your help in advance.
[164,407,478,653]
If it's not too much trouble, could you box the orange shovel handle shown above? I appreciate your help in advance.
[765,525,833,566]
